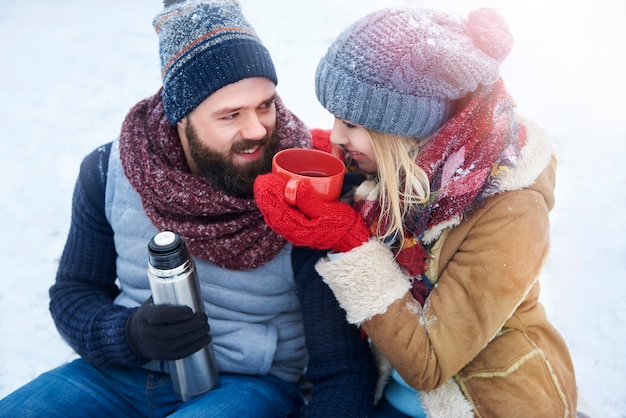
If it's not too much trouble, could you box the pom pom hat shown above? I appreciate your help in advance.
[315,7,513,138]
[154,0,278,124]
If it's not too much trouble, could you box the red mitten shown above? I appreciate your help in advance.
[254,173,370,253]
[310,129,332,153]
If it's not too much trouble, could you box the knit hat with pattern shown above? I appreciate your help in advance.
[315,7,513,138]
[154,0,277,124]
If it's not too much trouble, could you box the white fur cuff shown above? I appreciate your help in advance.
[315,239,411,325]
[420,378,474,418]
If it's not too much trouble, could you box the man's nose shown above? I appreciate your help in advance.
[240,112,267,140]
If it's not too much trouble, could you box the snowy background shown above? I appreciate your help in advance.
[1,0,624,416]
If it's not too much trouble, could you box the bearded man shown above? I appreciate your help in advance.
[0,1,376,417]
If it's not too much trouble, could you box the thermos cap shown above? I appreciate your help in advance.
[148,231,190,270]
[154,231,176,247]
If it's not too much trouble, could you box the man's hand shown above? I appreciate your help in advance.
[126,299,211,361]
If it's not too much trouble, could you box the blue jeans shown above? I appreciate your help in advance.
[0,359,304,417]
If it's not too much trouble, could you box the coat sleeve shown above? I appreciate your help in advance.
[292,246,377,417]
[49,142,145,367]
[317,190,550,391]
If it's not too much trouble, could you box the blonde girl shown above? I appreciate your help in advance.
[255,7,578,417]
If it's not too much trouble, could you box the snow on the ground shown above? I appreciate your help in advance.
[1,0,624,416]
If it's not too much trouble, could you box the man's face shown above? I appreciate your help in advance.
[177,77,279,197]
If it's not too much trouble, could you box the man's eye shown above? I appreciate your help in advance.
[260,99,275,109]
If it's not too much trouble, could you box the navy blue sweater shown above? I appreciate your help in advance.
[49,143,377,417]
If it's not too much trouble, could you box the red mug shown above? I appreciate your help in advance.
[272,148,345,205]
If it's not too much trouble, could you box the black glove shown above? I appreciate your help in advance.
[126,299,212,361]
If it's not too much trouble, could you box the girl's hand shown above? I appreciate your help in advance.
[253,173,370,253]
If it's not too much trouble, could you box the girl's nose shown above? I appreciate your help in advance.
[329,118,348,145]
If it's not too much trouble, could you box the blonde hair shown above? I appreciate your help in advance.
[368,130,431,242]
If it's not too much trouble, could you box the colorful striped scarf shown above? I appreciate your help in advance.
[354,79,526,303]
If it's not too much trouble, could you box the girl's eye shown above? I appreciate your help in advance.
[335,116,357,129]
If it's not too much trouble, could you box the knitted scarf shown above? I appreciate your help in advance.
[119,89,311,270]
[353,79,526,303]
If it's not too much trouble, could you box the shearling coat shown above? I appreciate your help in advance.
[316,120,577,417]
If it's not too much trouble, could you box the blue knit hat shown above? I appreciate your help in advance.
[154,0,278,124]
[315,7,513,138]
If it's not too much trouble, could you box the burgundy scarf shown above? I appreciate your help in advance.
[354,79,526,303]
[119,89,311,270]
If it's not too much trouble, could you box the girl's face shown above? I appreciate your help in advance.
[330,117,378,174]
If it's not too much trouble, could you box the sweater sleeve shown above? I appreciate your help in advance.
[292,246,377,417]
[49,142,144,367]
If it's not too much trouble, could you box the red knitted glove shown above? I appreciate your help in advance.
[254,173,370,253]
[310,128,332,153]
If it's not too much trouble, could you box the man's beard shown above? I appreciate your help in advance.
[186,121,279,198]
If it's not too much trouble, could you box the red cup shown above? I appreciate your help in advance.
[272,148,345,205]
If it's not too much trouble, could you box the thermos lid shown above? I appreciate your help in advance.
[148,231,190,270]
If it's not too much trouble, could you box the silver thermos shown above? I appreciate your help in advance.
[147,231,220,401]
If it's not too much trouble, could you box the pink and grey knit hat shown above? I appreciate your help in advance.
[315,7,513,138]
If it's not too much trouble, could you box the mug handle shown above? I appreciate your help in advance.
[284,178,301,206]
